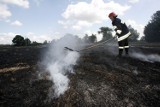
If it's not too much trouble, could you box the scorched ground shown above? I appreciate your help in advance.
[0,45,160,107]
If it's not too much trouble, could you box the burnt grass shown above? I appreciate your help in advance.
[0,45,160,107]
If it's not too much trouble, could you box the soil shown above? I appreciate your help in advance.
[0,45,160,107]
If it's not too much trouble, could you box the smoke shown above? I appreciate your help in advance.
[42,35,82,97]
[131,52,160,63]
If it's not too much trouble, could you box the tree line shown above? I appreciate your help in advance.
[11,25,140,46]
[12,10,160,46]
[12,35,48,46]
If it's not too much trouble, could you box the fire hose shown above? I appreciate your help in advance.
[64,35,117,52]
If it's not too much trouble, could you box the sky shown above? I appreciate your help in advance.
[0,0,159,44]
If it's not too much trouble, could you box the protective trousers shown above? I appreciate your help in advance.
[118,38,129,56]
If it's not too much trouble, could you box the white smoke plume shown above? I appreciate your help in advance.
[42,35,82,97]
[131,52,160,63]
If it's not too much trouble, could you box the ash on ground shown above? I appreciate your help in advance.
[0,46,160,107]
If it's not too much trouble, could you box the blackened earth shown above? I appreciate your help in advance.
[0,45,160,107]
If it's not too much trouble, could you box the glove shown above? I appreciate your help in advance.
[116,30,122,34]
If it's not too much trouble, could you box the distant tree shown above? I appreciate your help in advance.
[98,27,112,41]
[24,38,31,46]
[32,41,42,46]
[83,34,90,43]
[32,41,37,44]
[43,40,48,44]
[12,35,25,46]
[128,25,139,42]
[88,34,97,43]
[144,10,160,42]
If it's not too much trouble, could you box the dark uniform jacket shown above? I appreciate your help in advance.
[112,17,131,41]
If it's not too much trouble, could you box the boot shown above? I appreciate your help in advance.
[125,48,129,56]
[118,49,123,57]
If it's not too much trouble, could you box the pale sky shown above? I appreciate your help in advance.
[0,0,159,44]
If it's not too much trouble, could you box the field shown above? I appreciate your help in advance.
[0,45,160,107]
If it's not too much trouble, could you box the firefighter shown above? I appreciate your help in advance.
[108,12,131,57]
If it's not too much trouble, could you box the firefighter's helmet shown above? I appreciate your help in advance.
[108,12,117,18]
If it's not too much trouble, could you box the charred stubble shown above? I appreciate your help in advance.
[0,46,160,107]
